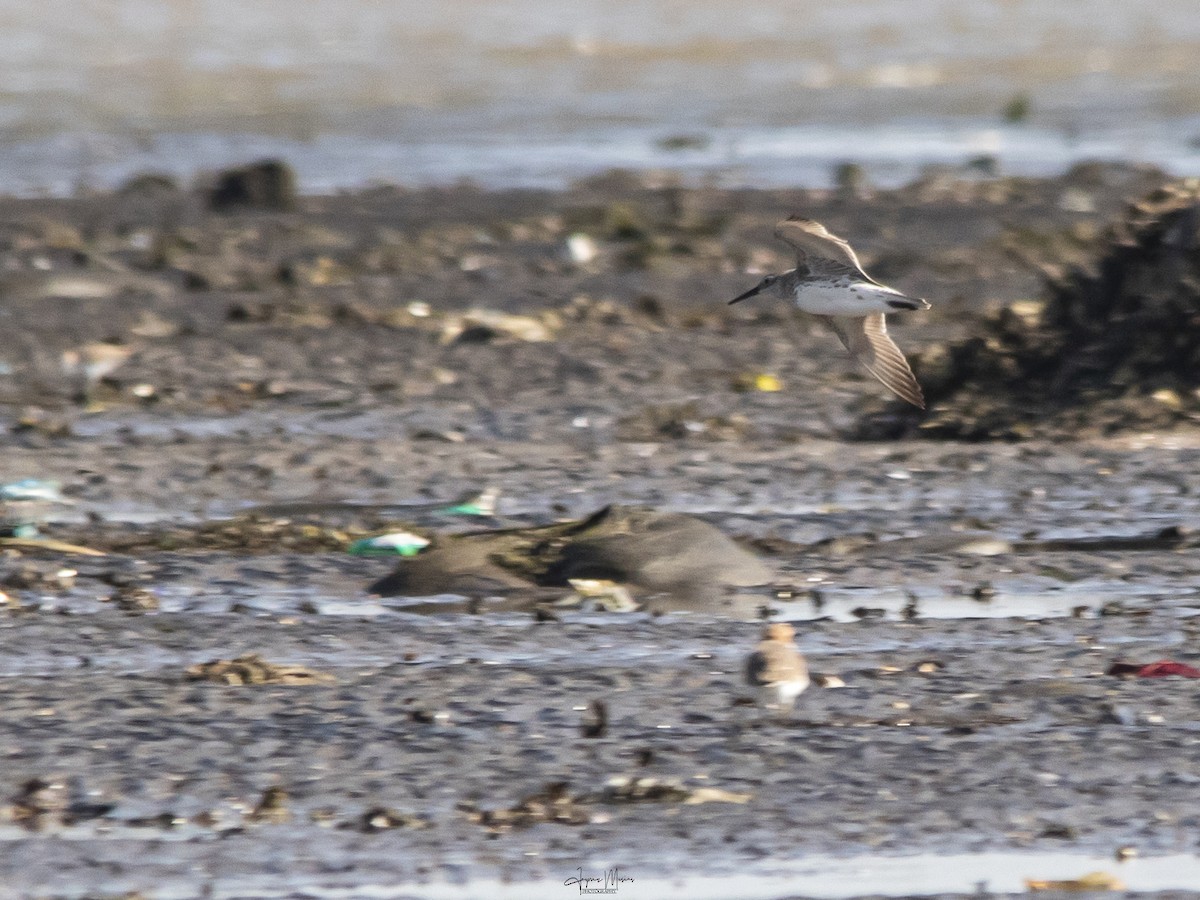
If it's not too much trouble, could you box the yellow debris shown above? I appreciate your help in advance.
[732,373,783,393]
[1025,871,1125,892]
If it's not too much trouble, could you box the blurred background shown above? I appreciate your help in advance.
[3,0,1200,195]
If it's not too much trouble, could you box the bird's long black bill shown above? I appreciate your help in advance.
[728,284,764,304]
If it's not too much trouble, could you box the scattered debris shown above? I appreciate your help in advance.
[0,536,106,556]
[597,777,691,804]
[185,654,337,686]
[812,673,846,688]
[464,782,591,832]
[0,778,111,830]
[347,531,430,557]
[1,478,73,539]
[438,487,500,517]
[94,518,355,555]
[617,401,751,442]
[1,778,66,830]
[440,309,557,344]
[247,786,291,824]
[581,700,608,738]
[599,776,750,806]
[683,787,754,805]
[731,372,783,393]
[108,586,160,613]
[561,578,640,612]
[565,233,599,265]
[129,310,181,339]
[0,479,68,504]
[972,582,997,602]
[464,775,750,834]
[1024,871,1125,892]
[358,807,429,832]
[1,565,76,591]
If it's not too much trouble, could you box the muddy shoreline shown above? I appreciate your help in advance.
[1,166,1199,897]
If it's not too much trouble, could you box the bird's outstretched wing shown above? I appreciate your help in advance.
[775,217,870,278]
[745,648,770,687]
[826,313,925,408]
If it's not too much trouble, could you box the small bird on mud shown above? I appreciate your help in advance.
[745,622,810,713]
[61,340,135,405]
[730,217,930,408]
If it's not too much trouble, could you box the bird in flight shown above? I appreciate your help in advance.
[730,217,929,408]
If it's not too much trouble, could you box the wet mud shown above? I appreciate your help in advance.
[1,165,1199,898]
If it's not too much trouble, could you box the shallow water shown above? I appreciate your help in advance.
[6,847,1196,898]
[4,1,1200,193]
[402,853,1200,899]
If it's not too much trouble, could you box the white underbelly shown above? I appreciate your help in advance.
[761,677,810,707]
[792,281,901,316]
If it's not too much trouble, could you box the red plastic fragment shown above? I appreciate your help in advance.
[1135,660,1200,678]
[1107,660,1200,678]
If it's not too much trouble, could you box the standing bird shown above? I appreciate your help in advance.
[730,217,929,408]
[60,341,135,406]
[745,622,810,713]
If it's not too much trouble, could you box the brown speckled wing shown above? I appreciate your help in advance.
[774,217,870,278]
[827,313,925,408]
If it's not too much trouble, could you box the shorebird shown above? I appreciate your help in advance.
[60,341,135,405]
[730,217,929,408]
[745,622,810,713]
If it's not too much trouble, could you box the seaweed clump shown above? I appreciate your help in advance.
[878,180,1200,438]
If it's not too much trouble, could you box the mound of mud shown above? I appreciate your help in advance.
[872,180,1200,438]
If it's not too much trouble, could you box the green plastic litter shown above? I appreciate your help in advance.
[438,487,499,517]
[348,532,430,557]
[440,502,487,516]
[0,524,40,539]
[0,478,66,503]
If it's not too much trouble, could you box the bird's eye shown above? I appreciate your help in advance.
[763,275,776,284]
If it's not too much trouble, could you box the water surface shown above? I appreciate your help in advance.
[4,1,1200,192]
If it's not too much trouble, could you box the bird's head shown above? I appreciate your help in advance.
[764,622,796,642]
[728,272,782,305]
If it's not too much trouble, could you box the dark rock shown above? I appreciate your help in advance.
[207,159,297,212]
[581,700,608,738]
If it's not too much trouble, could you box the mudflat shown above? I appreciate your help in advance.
[1,164,1199,898]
